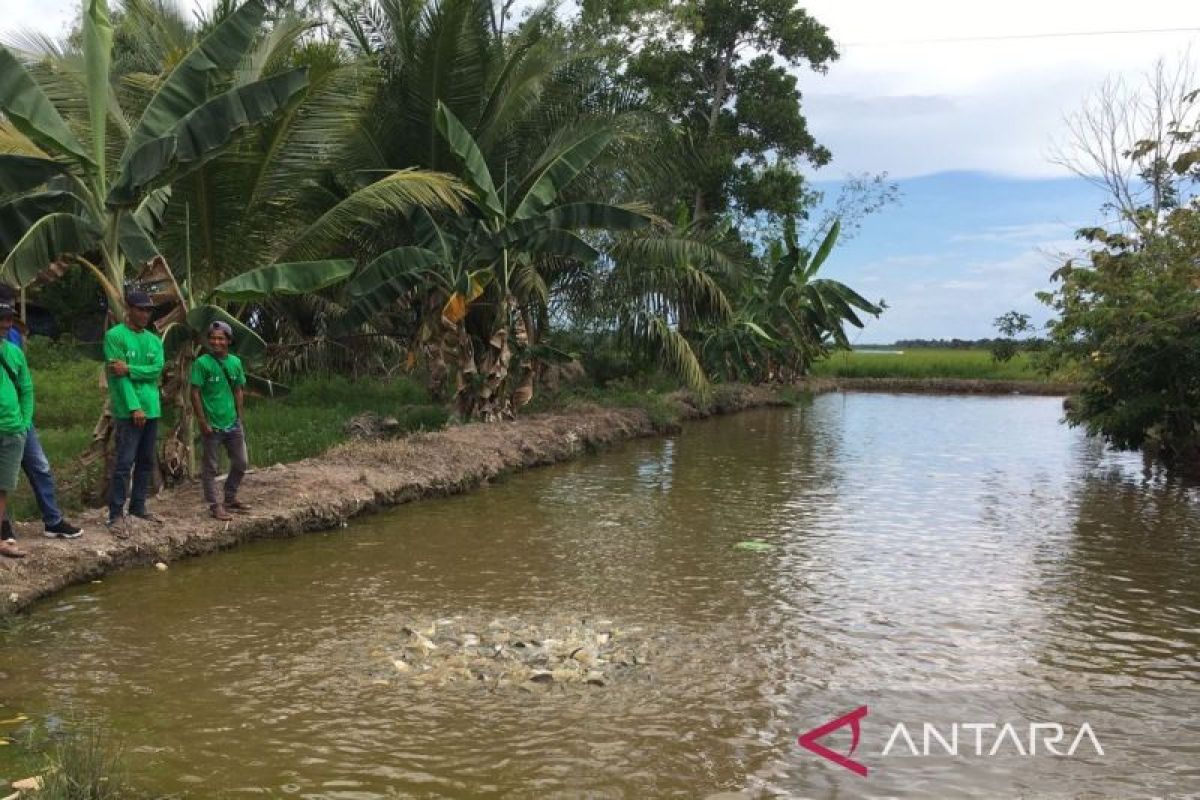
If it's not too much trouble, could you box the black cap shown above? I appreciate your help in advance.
[126,290,155,309]
[0,303,15,318]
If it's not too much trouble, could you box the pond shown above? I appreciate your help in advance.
[1,394,1197,797]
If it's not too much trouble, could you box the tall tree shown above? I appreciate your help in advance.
[577,0,837,222]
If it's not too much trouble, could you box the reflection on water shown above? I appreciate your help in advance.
[1,394,1197,797]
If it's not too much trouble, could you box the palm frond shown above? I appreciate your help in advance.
[282,169,467,261]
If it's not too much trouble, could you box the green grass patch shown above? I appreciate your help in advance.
[243,375,446,466]
[7,356,447,519]
[527,379,684,431]
[809,348,1053,381]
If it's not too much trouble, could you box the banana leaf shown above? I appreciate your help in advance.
[122,0,268,158]
[512,128,614,220]
[185,305,267,362]
[83,0,113,173]
[435,102,504,219]
[116,213,161,266]
[109,69,310,206]
[210,259,356,301]
[0,48,91,164]
[1,212,101,287]
[0,191,82,253]
[0,155,69,194]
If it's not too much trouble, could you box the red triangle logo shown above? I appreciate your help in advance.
[797,705,869,777]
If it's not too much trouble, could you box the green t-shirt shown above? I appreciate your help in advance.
[104,323,165,420]
[0,341,33,435]
[190,352,245,431]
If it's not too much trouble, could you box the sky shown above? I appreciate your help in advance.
[3,0,1200,341]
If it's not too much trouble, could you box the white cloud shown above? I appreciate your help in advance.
[949,222,1076,244]
[799,0,1200,178]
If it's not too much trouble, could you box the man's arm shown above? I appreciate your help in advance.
[235,386,245,422]
[103,329,141,411]
[189,358,211,433]
[191,387,211,434]
[126,336,164,382]
[15,350,33,431]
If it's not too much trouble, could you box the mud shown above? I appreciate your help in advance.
[0,385,786,616]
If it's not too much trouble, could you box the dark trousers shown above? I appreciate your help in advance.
[201,424,247,507]
[109,417,158,519]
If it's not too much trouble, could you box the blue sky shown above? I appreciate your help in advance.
[809,172,1104,342]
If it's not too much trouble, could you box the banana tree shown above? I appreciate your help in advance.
[700,219,883,382]
[337,102,652,420]
[0,0,312,310]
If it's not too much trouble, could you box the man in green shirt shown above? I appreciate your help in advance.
[0,302,33,558]
[190,321,249,521]
[105,290,165,529]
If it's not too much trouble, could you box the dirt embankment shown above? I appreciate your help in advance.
[1,386,787,616]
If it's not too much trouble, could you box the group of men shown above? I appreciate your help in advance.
[0,290,251,559]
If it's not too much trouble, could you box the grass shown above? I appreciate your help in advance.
[808,347,1058,381]
[526,372,686,431]
[8,341,448,519]
[0,717,140,800]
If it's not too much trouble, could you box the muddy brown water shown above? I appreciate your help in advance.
[2,394,1198,798]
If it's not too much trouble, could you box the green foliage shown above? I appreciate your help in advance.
[990,310,1036,363]
[577,0,837,222]
[1039,90,1200,470]
[698,218,882,381]
[245,375,448,465]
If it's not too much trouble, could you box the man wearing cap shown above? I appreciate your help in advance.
[0,291,83,556]
[0,302,35,558]
[190,320,249,521]
[105,290,165,529]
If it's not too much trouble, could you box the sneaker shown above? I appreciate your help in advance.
[129,510,164,524]
[0,539,24,559]
[105,515,129,539]
[210,504,233,521]
[44,520,83,539]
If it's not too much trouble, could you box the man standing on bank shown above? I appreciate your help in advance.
[0,292,83,550]
[0,302,34,558]
[190,321,249,521]
[105,290,165,530]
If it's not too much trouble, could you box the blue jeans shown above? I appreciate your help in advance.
[109,417,158,520]
[3,427,65,526]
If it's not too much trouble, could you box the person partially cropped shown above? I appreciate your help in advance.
[0,303,34,558]
[105,290,165,530]
[190,321,249,521]
[0,291,83,547]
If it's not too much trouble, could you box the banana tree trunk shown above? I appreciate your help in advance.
[455,295,516,422]
[159,348,196,484]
